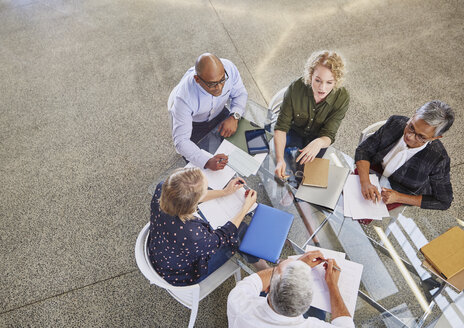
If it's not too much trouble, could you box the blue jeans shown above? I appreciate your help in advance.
[283,129,327,188]
[191,107,229,144]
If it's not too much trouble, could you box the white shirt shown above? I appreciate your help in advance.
[380,137,428,188]
[227,274,355,328]
[168,59,248,168]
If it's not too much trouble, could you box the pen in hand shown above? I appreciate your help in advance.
[317,257,342,272]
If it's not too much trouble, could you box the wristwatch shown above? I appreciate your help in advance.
[232,112,241,120]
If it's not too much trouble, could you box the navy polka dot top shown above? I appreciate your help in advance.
[148,182,239,286]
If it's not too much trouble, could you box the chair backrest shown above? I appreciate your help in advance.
[359,120,387,145]
[135,223,200,308]
[167,86,179,133]
[267,86,288,132]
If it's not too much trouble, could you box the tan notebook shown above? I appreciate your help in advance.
[302,158,330,188]
[420,226,464,280]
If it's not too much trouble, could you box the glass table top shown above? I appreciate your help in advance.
[150,100,463,328]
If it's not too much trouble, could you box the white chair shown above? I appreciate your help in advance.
[358,120,387,144]
[267,86,288,132]
[135,222,241,328]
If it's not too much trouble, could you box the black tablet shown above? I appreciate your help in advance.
[245,129,270,155]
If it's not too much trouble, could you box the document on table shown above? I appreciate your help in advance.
[185,149,236,190]
[215,139,263,177]
[198,188,258,229]
[289,245,363,317]
[343,174,389,220]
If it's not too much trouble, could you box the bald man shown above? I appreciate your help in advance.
[168,53,248,170]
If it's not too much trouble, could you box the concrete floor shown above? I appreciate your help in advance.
[1,0,463,327]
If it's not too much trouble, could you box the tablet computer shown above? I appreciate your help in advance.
[245,129,270,155]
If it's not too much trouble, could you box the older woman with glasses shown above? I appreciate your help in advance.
[355,100,455,210]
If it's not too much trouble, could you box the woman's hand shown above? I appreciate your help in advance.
[242,189,257,213]
[274,160,287,179]
[296,139,323,164]
[223,177,245,196]
[381,188,400,204]
[360,180,381,203]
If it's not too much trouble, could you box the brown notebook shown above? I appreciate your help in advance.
[302,158,330,188]
[420,226,464,280]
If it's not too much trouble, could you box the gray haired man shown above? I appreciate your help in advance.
[227,250,354,327]
[356,100,454,211]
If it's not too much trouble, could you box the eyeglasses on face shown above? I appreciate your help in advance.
[197,70,229,88]
[405,122,430,144]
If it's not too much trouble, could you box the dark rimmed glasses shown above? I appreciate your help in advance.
[197,70,229,88]
[405,121,431,144]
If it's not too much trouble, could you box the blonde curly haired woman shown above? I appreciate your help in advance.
[148,167,266,286]
[274,51,350,179]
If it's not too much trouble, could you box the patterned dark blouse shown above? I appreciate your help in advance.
[148,182,239,286]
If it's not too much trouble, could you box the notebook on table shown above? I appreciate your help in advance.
[239,204,294,263]
[295,165,350,210]
[302,158,330,188]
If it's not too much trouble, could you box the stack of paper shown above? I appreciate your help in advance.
[198,188,257,229]
[215,139,266,177]
[343,174,389,220]
[289,245,363,317]
[185,149,236,190]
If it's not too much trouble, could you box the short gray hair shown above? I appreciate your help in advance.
[269,261,313,317]
[415,100,454,136]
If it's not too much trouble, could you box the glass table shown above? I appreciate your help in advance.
[150,100,463,328]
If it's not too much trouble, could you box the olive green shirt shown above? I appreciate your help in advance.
[274,78,350,143]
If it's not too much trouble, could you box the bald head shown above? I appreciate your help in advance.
[195,53,223,77]
[193,53,226,97]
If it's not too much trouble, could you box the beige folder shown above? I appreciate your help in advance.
[302,158,330,188]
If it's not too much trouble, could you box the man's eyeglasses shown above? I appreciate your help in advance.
[405,122,430,144]
[197,70,229,88]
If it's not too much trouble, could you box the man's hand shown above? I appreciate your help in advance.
[360,180,381,203]
[324,259,341,289]
[204,154,228,171]
[296,139,323,164]
[274,160,288,180]
[223,177,245,196]
[218,116,238,138]
[298,250,325,268]
[381,188,400,204]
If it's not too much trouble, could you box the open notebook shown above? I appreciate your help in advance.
[289,245,363,316]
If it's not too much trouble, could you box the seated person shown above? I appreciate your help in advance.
[227,250,354,328]
[355,100,454,210]
[148,167,267,286]
[274,50,350,179]
[169,53,248,171]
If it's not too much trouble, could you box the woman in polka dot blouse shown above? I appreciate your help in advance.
[148,167,265,286]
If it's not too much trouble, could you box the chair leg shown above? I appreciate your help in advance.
[188,290,200,328]
[234,269,241,283]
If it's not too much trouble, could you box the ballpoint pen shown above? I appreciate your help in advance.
[218,154,229,163]
[317,258,342,272]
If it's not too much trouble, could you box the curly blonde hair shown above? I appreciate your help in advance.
[303,51,345,88]
[159,168,205,221]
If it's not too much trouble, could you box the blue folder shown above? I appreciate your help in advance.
[239,204,294,263]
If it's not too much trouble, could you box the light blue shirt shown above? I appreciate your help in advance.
[169,59,248,168]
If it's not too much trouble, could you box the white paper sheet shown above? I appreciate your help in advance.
[198,188,257,229]
[185,149,236,190]
[301,245,362,317]
[343,174,389,220]
[215,139,262,177]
